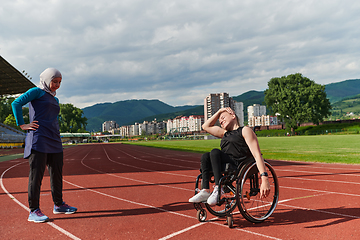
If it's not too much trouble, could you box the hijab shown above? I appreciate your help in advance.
[38,68,62,96]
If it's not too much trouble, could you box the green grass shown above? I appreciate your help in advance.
[124,135,360,164]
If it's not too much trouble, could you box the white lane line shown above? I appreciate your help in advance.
[158,222,206,240]
[73,145,283,240]
[63,179,283,240]
[281,176,360,185]
[0,161,81,240]
[278,202,360,219]
[278,168,360,178]
[110,146,198,171]
[280,185,360,198]
[103,146,196,178]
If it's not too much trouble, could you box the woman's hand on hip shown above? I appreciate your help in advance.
[20,121,39,131]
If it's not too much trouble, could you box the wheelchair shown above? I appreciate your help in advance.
[192,158,279,228]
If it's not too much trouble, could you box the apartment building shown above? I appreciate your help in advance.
[167,115,204,133]
[204,93,244,126]
[247,104,278,127]
[102,121,119,132]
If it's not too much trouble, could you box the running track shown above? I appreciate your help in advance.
[1,143,359,239]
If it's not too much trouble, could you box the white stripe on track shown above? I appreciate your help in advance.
[103,146,196,178]
[278,168,360,178]
[0,161,81,240]
[280,185,360,197]
[72,145,283,240]
[279,202,360,219]
[158,222,206,240]
[282,176,360,185]
[63,178,283,240]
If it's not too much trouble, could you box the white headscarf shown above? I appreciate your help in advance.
[38,68,62,96]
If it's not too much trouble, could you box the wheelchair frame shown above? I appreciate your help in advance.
[192,158,279,228]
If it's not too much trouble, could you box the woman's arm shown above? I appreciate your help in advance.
[242,126,271,199]
[11,88,43,130]
[202,108,229,138]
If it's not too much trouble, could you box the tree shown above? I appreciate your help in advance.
[59,103,88,133]
[264,73,331,131]
[0,96,15,122]
[4,114,21,130]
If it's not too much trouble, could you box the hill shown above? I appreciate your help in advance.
[325,79,360,103]
[330,93,360,119]
[82,99,199,131]
[232,90,266,107]
[82,79,360,131]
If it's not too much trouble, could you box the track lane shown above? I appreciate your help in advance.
[1,143,360,239]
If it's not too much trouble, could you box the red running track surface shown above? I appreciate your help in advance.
[1,143,360,239]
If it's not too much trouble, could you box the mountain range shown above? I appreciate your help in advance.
[82,79,360,131]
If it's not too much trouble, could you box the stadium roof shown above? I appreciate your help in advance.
[0,55,36,95]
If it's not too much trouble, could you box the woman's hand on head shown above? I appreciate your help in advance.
[20,121,39,131]
[217,107,234,115]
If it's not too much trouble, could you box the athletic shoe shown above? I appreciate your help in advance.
[53,202,77,214]
[28,209,49,223]
[189,189,211,203]
[207,185,222,206]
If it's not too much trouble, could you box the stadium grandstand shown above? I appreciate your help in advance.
[0,55,36,148]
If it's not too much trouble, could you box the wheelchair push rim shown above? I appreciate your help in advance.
[236,161,279,223]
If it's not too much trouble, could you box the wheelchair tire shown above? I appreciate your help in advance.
[195,173,237,218]
[197,209,207,222]
[204,179,237,217]
[236,160,279,223]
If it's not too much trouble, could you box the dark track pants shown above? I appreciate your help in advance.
[28,150,63,211]
[200,149,237,189]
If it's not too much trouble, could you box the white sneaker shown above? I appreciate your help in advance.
[207,185,220,206]
[189,189,211,203]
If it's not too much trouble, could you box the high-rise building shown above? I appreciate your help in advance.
[247,104,267,127]
[204,93,231,122]
[204,93,244,127]
[102,121,119,132]
[233,101,244,127]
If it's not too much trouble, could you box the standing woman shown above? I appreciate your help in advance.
[189,107,270,205]
[12,68,77,223]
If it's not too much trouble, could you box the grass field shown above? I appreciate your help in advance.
[124,134,360,164]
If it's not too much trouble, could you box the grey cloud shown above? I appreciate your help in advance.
[1,0,360,108]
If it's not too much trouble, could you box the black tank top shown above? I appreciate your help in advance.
[220,127,253,162]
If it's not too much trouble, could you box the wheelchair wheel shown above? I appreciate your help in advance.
[195,173,237,218]
[236,161,279,223]
[205,178,237,217]
[197,209,207,222]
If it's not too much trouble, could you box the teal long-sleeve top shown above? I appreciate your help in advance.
[12,87,59,126]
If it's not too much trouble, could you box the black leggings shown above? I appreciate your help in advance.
[28,150,64,211]
[200,149,237,189]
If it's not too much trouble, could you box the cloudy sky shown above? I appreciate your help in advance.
[1,0,360,108]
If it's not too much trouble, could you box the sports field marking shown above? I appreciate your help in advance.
[128,147,201,164]
[279,202,360,219]
[282,163,360,171]
[63,179,283,240]
[0,161,81,240]
[278,168,360,178]
[111,146,198,170]
[282,175,360,186]
[81,159,193,192]
[103,146,196,178]
[158,222,206,240]
[68,145,283,239]
[280,185,360,198]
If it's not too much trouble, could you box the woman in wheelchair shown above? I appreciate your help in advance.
[189,107,270,205]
